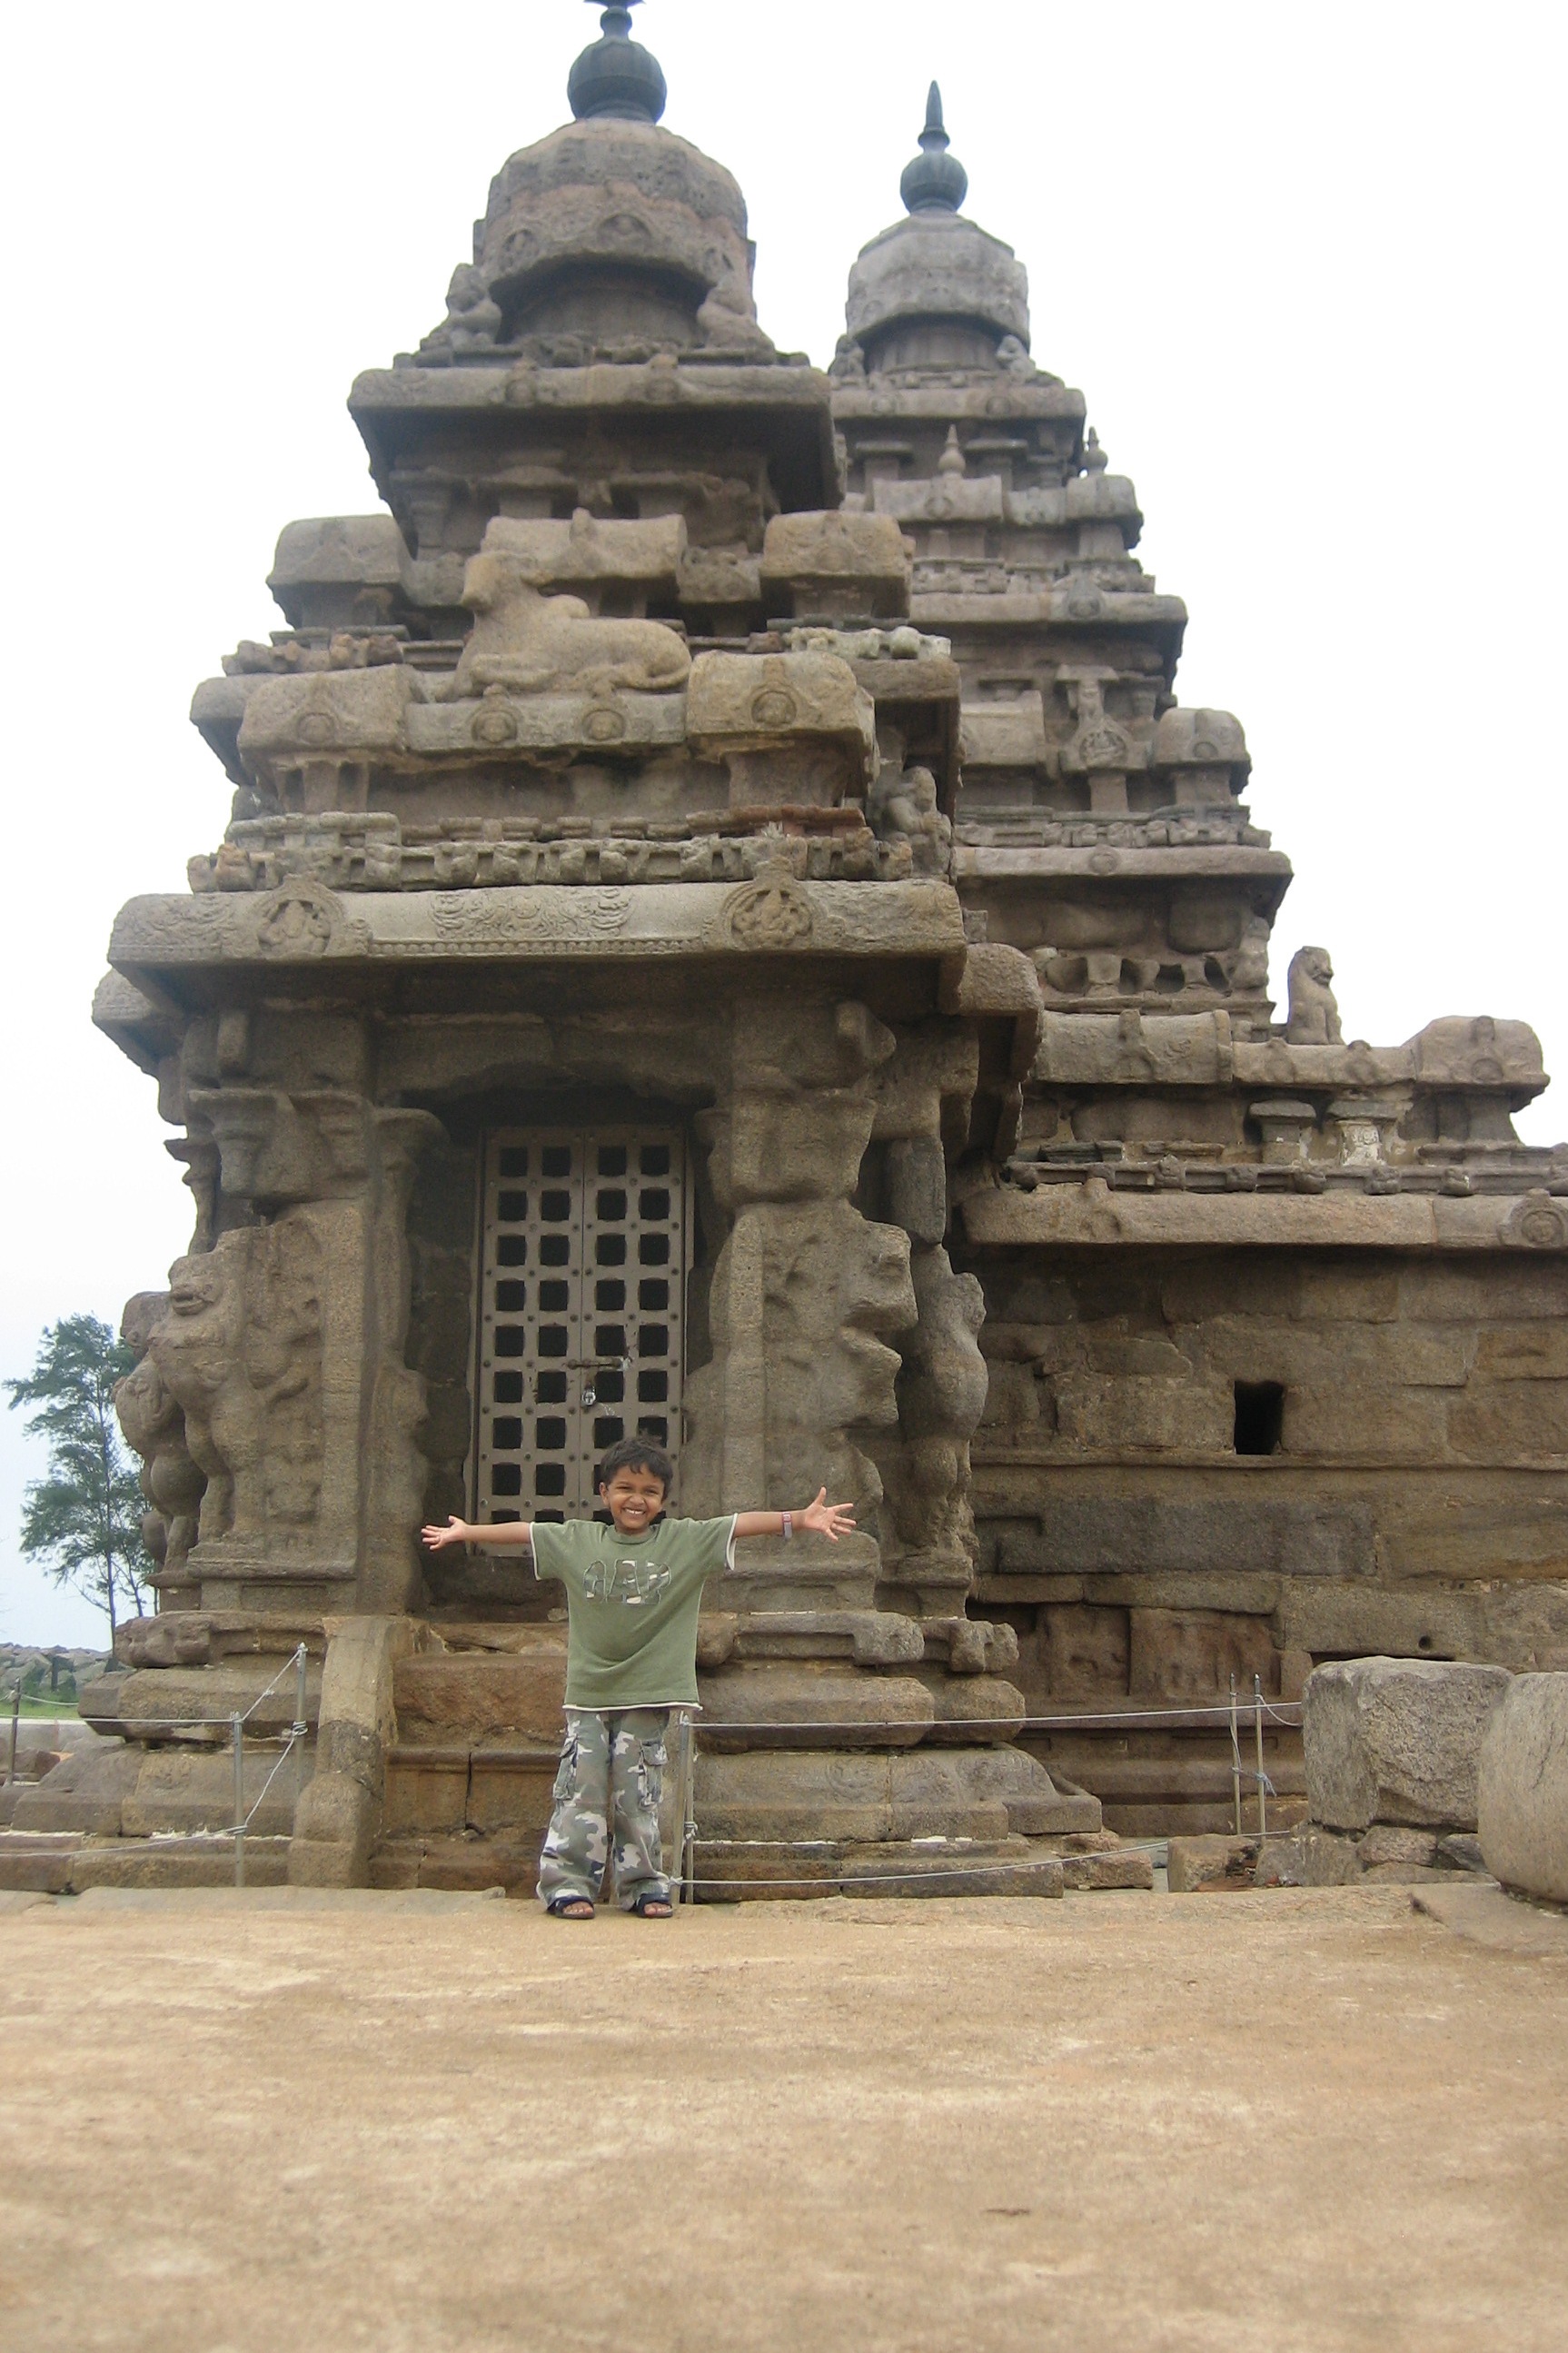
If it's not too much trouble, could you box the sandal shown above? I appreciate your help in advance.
[629,1891,674,1918]
[546,1893,596,1919]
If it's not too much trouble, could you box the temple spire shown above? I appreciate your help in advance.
[899,82,968,215]
[568,0,668,124]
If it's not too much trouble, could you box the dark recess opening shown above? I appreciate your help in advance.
[1234,1380,1285,1456]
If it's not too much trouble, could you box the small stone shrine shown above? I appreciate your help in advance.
[10,4,1566,1891]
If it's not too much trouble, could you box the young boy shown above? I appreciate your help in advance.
[422,1438,854,1919]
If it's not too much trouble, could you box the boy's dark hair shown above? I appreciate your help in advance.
[596,1435,674,1494]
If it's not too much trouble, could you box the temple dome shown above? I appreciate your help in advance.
[844,88,1030,372]
[461,10,770,353]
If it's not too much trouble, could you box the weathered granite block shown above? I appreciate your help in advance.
[1303,1658,1513,1831]
[1478,1673,1568,1903]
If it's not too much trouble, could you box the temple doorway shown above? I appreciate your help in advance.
[471,1126,688,1527]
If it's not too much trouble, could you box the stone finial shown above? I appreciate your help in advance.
[937,425,967,477]
[568,1,668,124]
[1084,427,1108,474]
[899,82,968,215]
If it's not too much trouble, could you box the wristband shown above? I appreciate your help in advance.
[781,1512,794,1541]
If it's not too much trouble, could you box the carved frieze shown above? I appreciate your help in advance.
[110,879,967,975]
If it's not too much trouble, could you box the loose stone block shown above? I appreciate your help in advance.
[1478,1673,1568,1903]
[1303,1658,1513,1832]
[1166,1833,1259,1893]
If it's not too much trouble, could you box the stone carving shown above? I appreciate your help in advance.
[184,1086,369,1205]
[869,763,952,875]
[1499,1191,1568,1250]
[1285,946,1343,1045]
[1413,1015,1546,1088]
[114,1292,204,1598]
[882,1246,988,1579]
[447,521,690,699]
[697,1201,915,1513]
[252,880,345,958]
[147,1224,324,1555]
[418,263,502,359]
[1061,679,1132,776]
[1229,917,1272,996]
[721,869,815,950]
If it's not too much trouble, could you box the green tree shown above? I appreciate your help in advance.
[5,1316,152,1643]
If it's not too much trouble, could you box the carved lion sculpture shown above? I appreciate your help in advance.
[115,1290,204,1589]
[1286,944,1343,1046]
[147,1226,323,1550]
[450,529,691,700]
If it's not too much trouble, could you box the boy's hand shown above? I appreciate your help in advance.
[422,1517,469,1552]
[798,1488,856,1542]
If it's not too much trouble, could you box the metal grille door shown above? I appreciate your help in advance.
[473,1127,686,1524]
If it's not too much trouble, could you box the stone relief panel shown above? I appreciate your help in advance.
[114,1290,204,1605]
[875,1246,988,1609]
[147,1220,324,1558]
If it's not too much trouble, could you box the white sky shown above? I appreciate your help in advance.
[2,0,1563,1645]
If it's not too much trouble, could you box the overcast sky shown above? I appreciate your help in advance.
[2,1,1563,1646]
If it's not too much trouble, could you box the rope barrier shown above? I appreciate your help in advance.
[240,1725,309,1833]
[103,1645,314,1732]
[690,1702,1303,1738]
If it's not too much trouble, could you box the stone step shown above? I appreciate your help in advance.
[682,1837,1155,1901]
[392,1645,566,1750]
[371,1832,543,1894]
[383,1745,557,1839]
[0,1832,82,1892]
[0,1831,292,1893]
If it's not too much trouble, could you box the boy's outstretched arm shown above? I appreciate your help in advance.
[732,1488,856,1543]
[422,1516,532,1552]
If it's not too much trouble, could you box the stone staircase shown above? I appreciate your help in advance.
[371,1626,568,1892]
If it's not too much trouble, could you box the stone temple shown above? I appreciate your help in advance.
[8,3,1566,1892]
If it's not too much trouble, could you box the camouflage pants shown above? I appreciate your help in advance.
[537,1707,670,1910]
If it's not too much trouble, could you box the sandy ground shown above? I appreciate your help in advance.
[0,1882,1564,2353]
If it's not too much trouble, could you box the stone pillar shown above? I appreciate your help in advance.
[118,1038,442,1616]
[679,988,1097,1857]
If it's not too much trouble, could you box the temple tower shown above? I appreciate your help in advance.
[4,15,1563,1898]
[828,95,1568,1827]
[50,8,1106,1894]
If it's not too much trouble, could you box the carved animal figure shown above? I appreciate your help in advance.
[885,1246,987,1560]
[148,1226,323,1549]
[452,528,691,699]
[114,1291,204,1589]
[1286,945,1343,1045]
[420,263,502,357]
[870,763,952,874]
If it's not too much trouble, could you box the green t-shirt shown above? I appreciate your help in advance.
[531,1514,738,1711]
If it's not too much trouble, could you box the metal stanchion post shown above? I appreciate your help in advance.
[1254,1675,1267,1840]
[293,1643,310,1810]
[233,1712,245,1890]
[673,1712,694,1904]
[1229,1674,1242,1835]
[5,1683,19,1788]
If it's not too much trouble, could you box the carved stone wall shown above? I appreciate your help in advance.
[115,1061,441,1613]
[968,1244,1568,1702]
